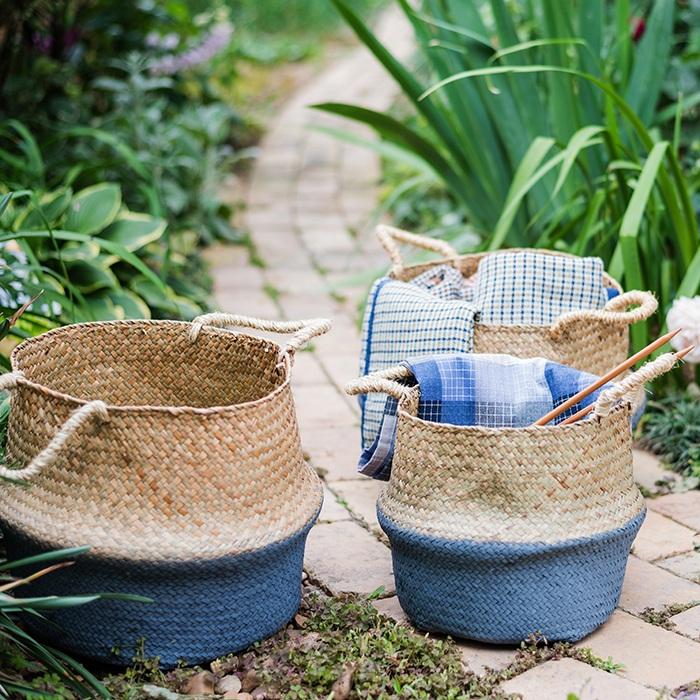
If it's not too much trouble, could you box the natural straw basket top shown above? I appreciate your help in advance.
[347,354,681,546]
[0,318,327,561]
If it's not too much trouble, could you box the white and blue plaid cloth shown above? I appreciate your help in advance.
[358,354,611,480]
[473,251,608,325]
[359,251,611,451]
[359,266,478,448]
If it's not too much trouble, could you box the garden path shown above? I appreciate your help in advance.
[209,7,700,697]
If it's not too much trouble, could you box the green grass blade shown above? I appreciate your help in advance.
[625,0,675,125]
[330,0,473,181]
[552,125,606,197]
[619,142,669,348]
[487,136,556,250]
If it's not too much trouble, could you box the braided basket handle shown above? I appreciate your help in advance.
[550,290,657,337]
[0,372,108,482]
[377,225,460,279]
[593,352,679,417]
[345,365,420,415]
[189,314,332,360]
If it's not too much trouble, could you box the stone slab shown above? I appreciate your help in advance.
[647,491,700,532]
[669,604,700,640]
[301,426,363,482]
[319,485,352,523]
[458,642,518,678]
[304,521,395,596]
[579,610,700,689]
[631,510,697,561]
[501,658,657,700]
[620,556,700,614]
[372,596,409,625]
[290,351,328,387]
[658,551,700,584]
[632,448,679,493]
[330,479,384,531]
[293,384,358,431]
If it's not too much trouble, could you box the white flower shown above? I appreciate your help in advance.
[667,296,700,363]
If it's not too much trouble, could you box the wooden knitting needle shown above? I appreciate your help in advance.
[558,344,695,426]
[534,328,682,426]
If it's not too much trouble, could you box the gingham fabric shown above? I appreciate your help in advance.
[358,353,611,480]
[474,251,608,325]
[359,267,478,449]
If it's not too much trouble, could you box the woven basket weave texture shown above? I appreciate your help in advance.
[0,320,323,561]
[0,317,326,665]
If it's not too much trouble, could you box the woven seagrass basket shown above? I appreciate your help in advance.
[347,355,678,643]
[377,226,657,376]
[0,314,329,667]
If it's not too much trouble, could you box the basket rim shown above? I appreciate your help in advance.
[10,319,293,415]
[391,247,623,291]
[396,399,631,435]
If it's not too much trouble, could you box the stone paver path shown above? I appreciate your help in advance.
[210,8,700,697]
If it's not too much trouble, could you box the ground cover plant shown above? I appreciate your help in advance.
[638,388,700,483]
[97,588,632,700]
[0,547,148,700]
[318,0,700,358]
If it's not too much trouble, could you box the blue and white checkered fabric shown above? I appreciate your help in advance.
[359,268,478,449]
[358,354,611,480]
[474,252,608,325]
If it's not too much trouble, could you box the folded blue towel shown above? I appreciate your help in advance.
[358,353,612,480]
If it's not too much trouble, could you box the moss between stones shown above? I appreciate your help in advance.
[639,602,698,631]
[100,589,625,699]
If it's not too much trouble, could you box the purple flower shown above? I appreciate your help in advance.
[149,23,233,75]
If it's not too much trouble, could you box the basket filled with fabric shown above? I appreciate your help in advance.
[346,352,680,643]
[0,314,330,667]
[358,225,656,452]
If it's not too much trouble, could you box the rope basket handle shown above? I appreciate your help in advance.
[593,352,679,417]
[550,290,657,337]
[345,365,420,414]
[376,225,460,279]
[189,314,332,360]
[0,372,108,482]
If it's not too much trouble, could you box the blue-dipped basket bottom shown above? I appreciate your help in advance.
[2,514,318,668]
[378,507,645,644]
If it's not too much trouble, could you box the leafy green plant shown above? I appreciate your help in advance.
[0,547,139,699]
[638,389,700,481]
[68,56,246,247]
[0,184,202,323]
[318,0,700,353]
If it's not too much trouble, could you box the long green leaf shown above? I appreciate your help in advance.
[488,137,555,250]
[625,0,675,125]
[619,142,669,348]
[5,231,168,295]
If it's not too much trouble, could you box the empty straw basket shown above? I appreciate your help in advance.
[0,314,330,666]
[376,226,657,376]
[347,355,677,643]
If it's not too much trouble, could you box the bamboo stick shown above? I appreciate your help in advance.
[558,344,694,426]
[534,328,682,426]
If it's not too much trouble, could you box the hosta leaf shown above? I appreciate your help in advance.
[104,289,151,319]
[17,188,73,230]
[129,277,200,318]
[51,241,101,263]
[80,292,126,321]
[66,258,119,294]
[99,212,167,252]
[64,183,121,235]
